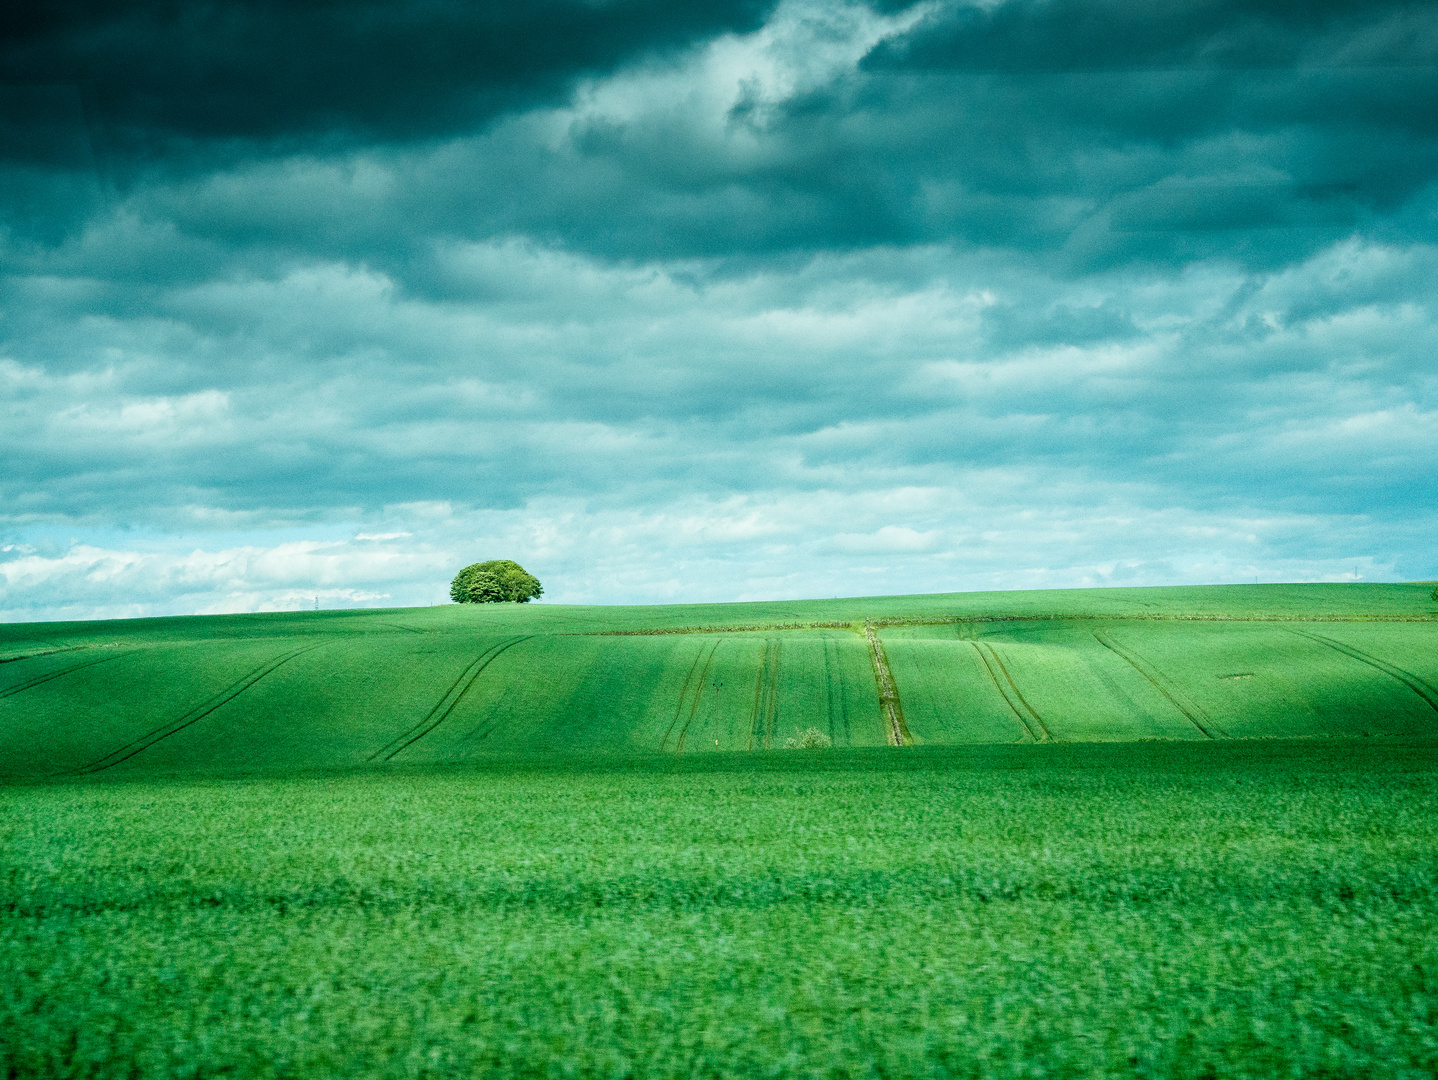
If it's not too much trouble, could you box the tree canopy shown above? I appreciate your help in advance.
[449,560,543,604]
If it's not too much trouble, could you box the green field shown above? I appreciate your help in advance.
[1,583,1434,776]
[4,741,1438,1078]
[3,584,1437,1077]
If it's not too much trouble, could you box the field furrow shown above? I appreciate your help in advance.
[745,639,784,750]
[0,645,88,666]
[660,644,707,751]
[968,642,1036,741]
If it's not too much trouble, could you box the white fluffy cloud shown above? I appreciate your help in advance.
[1,480,1421,621]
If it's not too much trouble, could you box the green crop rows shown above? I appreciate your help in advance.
[3,584,1437,1077]
[4,742,1438,1079]
[1,583,1434,776]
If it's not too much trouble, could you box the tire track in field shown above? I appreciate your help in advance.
[969,642,1047,742]
[675,639,721,753]
[661,641,709,752]
[1091,631,1223,738]
[1287,627,1438,714]
[462,685,517,745]
[73,643,326,775]
[370,636,530,762]
[1,644,90,665]
[747,639,782,750]
[0,650,130,701]
[864,621,910,746]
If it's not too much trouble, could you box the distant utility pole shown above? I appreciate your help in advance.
[314,596,318,610]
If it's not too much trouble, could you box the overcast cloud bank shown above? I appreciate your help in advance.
[2,0,1435,620]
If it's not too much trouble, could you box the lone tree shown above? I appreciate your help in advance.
[450,560,543,604]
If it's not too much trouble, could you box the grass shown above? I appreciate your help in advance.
[1,583,1435,777]
[2,584,1437,1076]
[3,740,1438,1079]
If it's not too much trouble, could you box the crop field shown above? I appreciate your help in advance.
[2,584,1436,1076]
[0,583,1434,777]
[3,740,1438,1079]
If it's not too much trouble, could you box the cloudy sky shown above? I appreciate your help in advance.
[2,0,1435,621]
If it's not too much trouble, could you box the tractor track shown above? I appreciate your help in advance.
[370,636,530,762]
[661,642,709,752]
[1,644,90,665]
[969,642,1046,742]
[1,651,130,701]
[72,643,326,775]
[1287,628,1438,714]
[1092,631,1222,738]
[865,621,910,747]
[748,639,782,750]
[461,686,518,745]
[675,640,721,753]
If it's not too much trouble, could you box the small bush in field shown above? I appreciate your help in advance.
[784,727,832,749]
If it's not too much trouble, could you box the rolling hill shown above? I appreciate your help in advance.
[2,583,1434,778]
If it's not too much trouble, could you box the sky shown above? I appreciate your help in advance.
[2,0,1435,621]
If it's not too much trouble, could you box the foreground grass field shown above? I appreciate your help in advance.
[3,740,1437,1079]
[0,583,1435,776]
[3,587,1436,1076]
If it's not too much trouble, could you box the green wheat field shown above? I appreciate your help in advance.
[3,583,1437,1077]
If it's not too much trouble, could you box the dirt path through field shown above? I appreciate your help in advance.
[371,636,531,761]
[865,621,910,746]
[74,642,326,774]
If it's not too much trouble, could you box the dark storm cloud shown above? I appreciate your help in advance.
[867,0,1438,72]
[0,0,786,245]
[444,0,1438,262]
[736,0,1438,262]
[7,0,1434,273]
[0,0,779,157]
